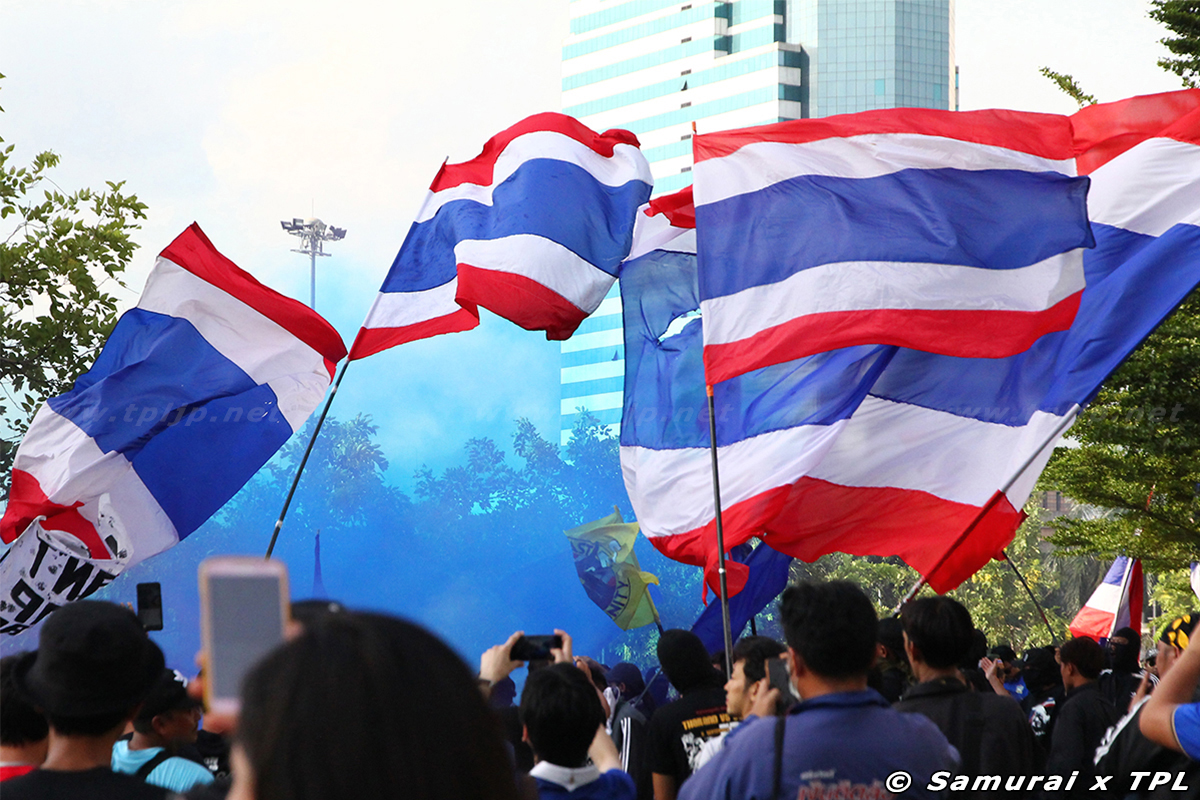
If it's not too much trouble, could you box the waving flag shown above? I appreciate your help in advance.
[564,509,660,631]
[1069,557,1144,640]
[0,225,347,635]
[350,113,653,359]
[692,108,1093,384]
[623,91,1200,595]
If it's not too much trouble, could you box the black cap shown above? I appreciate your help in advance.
[136,669,201,724]
[13,601,164,717]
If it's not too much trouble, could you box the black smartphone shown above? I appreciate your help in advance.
[136,582,164,631]
[510,634,563,661]
[767,656,799,713]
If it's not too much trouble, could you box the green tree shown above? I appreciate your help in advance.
[1150,0,1200,87]
[1,76,148,493]
[1041,291,1200,569]
[1038,67,1097,107]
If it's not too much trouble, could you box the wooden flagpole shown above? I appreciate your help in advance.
[265,359,351,558]
[894,404,1081,611]
[706,384,735,677]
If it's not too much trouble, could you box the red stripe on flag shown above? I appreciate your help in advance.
[693,107,1075,163]
[646,477,1024,597]
[432,113,642,192]
[160,224,348,376]
[455,263,591,341]
[348,308,480,360]
[646,186,696,228]
[0,469,111,559]
[702,293,1083,385]
[1069,606,1117,642]
[1072,88,1200,175]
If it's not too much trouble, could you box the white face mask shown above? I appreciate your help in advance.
[603,686,620,731]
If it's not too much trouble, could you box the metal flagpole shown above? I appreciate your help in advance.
[706,384,735,677]
[1002,548,1058,642]
[894,404,1081,611]
[265,359,351,558]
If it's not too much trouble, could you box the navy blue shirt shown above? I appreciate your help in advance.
[679,689,958,800]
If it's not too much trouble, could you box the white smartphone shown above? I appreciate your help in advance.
[199,556,290,717]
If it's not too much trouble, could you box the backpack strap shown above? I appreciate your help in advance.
[135,750,172,781]
[772,713,787,800]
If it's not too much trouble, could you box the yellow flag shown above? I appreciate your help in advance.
[565,508,660,631]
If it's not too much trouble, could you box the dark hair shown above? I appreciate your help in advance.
[877,617,907,663]
[238,612,519,800]
[1059,637,1105,680]
[520,663,605,768]
[731,636,787,684]
[961,629,989,670]
[657,629,722,693]
[0,654,48,745]
[780,581,877,679]
[47,709,131,736]
[901,597,974,670]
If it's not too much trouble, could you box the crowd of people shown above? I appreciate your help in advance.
[4,581,1200,799]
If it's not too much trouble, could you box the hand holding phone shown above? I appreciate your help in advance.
[510,634,564,662]
[767,656,800,714]
[199,556,289,717]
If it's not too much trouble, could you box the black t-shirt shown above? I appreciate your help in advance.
[646,684,729,786]
[2,767,169,800]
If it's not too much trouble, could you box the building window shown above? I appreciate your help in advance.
[681,166,692,172]
[681,68,692,75]
[681,36,692,43]
[681,101,691,108]
[681,134,692,140]
[681,3,691,8]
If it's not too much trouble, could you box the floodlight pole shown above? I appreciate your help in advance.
[280,217,347,311]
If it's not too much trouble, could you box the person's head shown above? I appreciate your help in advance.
[1107,626,1141,672]
[232,611,519,800]
[12,601,163,739]
[725,636,787,717]
[877,617,907,666]
[988,644,1021,680]
[657,629,722,694]
[607,662,645,700]
[960,629,988,670]
[489,676,517,709]
[577,657,609,691]
[519,663,606,768]
[901,597,974,670]
[780,581,877,684]
[1058,636,1105,689]
[1157,613,1200,678]
[0,653,49,755]
[132,670,203,750]
[1021,646,1063,694]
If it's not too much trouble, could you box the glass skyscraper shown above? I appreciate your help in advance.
[559,0,955,445]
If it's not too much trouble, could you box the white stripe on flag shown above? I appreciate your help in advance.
[359,278,461,330]
[1086,138,1200,235]
[698,251,1087,347]
[453,235,615,314]
[415,135,653,223]
[694,133,1076,206]
[627,209,697,261]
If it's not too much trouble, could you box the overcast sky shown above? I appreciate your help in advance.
[1,0,1182,483]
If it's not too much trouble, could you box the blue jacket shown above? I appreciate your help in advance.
[679,689,958,800]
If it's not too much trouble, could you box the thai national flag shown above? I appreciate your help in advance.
[0,225,346,635]
[692,108,1094,385]
[622,91,1200,595]
[349,113,653,359]
[1069,557,1144,640]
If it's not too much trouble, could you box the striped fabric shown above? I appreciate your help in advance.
[350,113,653,359]
[0,225,346,634]
[692,108,1093,385]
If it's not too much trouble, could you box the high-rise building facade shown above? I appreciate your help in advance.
[559,0,955,445]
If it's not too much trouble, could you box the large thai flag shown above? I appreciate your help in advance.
[692,108,1094,385]
[622,91,1200,595]
[349,113,653,359]
[0,225,347,635]
[1069,556,1144,640]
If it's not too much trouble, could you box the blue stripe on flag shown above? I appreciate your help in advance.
[382,159,652,293]
[696,168,1093,299]
[1103,556,1130,586]
[48,309,260,457]
[135,383,291,538]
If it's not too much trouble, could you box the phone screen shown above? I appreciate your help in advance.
[136,582,163,631]
[206,574,285,702]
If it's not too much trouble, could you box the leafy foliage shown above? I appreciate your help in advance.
[1037,67,1097,106]
[0,77,147,493]
[1150,0,1200,87]
[1042,291,1200,570]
